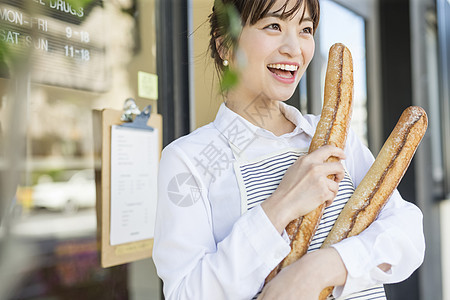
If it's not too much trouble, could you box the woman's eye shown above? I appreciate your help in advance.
[266,23,281,31]
[302,27,313,35]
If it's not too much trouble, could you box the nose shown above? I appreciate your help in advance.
[279,31,302,58]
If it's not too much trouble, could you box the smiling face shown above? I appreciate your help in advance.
[227,0,316,104]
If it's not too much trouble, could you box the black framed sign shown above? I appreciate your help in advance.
[0,0,108,92]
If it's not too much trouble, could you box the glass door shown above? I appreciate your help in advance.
[316,0,369,146]
[0,0,161,299]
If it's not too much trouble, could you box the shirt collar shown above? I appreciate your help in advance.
[278,102,315,138]
[213,103,259,145]
[213,102,316,141]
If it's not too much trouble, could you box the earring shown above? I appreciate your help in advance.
[222,59,229,67]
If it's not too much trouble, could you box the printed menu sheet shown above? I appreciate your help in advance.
[110,125,159,246]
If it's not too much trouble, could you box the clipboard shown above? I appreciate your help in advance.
[92,103,162,268]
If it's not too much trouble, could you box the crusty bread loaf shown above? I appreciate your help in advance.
[318,106,428,300]
[265,43,354,283]
[309,44,354,153]
[322,106,428,247]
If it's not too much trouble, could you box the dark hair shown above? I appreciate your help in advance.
[209,0,320,73]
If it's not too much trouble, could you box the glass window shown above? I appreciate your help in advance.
[318,0,369,145]
[437,0,450,197]
[0,0,161,299]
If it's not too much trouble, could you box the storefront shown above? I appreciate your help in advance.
[0,0,162,298]
[1,0,449,299]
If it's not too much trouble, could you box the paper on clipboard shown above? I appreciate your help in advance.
[110,125,159,246]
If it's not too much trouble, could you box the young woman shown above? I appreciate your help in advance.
[153,0,425,299]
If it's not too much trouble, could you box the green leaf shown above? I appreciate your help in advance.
[225,5,242,40]
[213,1,242,92]
[64,0,93,10]
[214,0,242,43]
[220,68,239,92]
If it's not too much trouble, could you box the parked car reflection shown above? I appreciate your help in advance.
[32,169,96,213]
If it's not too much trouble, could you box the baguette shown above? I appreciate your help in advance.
[318,106,428,300]
[265,43,354,282]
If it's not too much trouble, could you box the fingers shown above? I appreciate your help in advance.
[302,145,346,183]
[326,161,345,181]
[311,162,343,208]
[325,178,340,207]
[333,164,345,183]
[310,145,346,162]
[270,146,347,223]
[328,178,340,195]
[308,161,345,184]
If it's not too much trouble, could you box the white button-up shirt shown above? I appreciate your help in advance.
[153,102,425,300]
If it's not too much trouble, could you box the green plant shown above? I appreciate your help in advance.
[65,0,94,10]
[214,0,242,93]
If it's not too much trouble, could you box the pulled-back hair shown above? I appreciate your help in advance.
[208,0,320,73]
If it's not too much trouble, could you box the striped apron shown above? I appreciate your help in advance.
[232,147,386,300]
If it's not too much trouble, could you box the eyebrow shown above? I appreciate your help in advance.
[264,12,314,24]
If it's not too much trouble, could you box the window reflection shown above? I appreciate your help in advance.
[318,0,369,145]
[32,169,95,214]
[1,0,160,299]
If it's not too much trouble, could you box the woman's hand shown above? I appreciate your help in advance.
[257,248,347,300]
[262,145,346,233]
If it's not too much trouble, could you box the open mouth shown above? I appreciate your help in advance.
[267,63,298,79]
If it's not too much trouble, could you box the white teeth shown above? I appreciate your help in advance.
[267,64,299,71]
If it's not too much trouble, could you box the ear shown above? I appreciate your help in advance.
[215,35,229,61]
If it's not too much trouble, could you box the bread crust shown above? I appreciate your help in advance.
[310,43,353,153]
[265,43,354,283]
[318,106,428,300]
[322,106,427,248]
